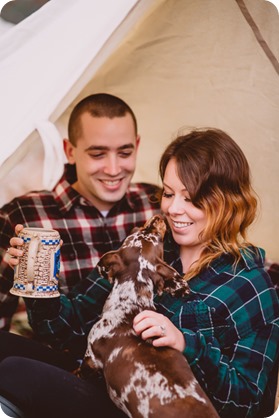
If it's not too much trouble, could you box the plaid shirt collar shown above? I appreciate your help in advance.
[53,164,136,215]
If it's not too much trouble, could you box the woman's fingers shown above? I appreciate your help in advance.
[133,310,167,340]
[133,309,186,351]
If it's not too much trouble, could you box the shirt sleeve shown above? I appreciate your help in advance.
[0,211,19,324]
[155,261,279,418]
[182,320,278,417]
[165,280,279,418]
[25,267,112,359]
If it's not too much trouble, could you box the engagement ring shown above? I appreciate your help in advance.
[159,325,166,337]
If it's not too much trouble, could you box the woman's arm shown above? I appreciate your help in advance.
[24,267,112,357]
[182,320,278,417]
[155,263,279,417]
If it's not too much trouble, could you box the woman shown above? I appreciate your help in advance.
[0,128,278,418]
[134,128,279,417]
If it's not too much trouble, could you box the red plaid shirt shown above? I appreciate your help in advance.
[0,164,161,330]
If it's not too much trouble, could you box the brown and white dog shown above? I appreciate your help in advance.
[79,214,219,418]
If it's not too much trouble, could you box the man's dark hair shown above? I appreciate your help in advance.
[68,93,138,145]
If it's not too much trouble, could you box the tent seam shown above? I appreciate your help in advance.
[235,0,279,76]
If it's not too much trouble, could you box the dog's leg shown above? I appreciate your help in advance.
[77,355,101,379]
[74,343,103,380]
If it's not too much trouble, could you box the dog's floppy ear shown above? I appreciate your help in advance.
[97,252,125,283]
[146,270,165,296]
[155,262,190,297]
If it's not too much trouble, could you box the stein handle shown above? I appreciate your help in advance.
[26,235,40,282]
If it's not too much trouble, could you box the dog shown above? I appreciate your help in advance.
[78,214,219,418]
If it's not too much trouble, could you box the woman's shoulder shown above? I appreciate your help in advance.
[232,246,276,296]
[239,245,265,269]
[209,245,267,281]
[203,246,278,322]
[187,247,278,341]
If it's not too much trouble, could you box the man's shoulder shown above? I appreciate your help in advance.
[0,189,55,214]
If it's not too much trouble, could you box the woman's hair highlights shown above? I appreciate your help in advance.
[159,128,258,280]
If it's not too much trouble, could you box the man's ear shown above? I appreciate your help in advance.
[135,135,140,151]
[63,139,76,164]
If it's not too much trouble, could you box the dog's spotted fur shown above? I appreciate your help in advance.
[79,215,219,417]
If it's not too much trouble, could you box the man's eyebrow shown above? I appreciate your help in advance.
[85,143,135,152]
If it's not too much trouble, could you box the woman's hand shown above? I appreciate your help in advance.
[133,310,186,352]
[7,224,24,268]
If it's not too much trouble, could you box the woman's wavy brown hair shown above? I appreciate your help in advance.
[159,128,258,280]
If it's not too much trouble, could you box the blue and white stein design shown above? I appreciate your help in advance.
[10,227,61,298]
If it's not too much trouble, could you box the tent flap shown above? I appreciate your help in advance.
[0,0,278,260]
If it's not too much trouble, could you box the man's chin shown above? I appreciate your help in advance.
[99,188,127,205]
[102,180,131,198]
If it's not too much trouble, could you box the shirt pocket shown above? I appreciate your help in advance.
[171,299,236,349]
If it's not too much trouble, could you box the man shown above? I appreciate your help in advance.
[0,93,161,332]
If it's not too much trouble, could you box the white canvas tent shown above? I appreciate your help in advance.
[0,0,278,260]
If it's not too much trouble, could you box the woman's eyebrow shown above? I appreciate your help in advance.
[163,181,187,193]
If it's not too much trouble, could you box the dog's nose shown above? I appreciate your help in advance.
[145,214,165,229]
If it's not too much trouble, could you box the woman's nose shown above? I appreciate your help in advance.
[167,196,185,215]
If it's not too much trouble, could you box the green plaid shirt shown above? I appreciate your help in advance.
[26,235,279,418]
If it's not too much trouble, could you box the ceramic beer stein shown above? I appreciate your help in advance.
[10,227,61,298]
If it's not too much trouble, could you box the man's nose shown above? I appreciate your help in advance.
[103,155,121,176]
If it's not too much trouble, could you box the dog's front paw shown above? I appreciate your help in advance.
[76,357,102,381]
[72,366,83,378]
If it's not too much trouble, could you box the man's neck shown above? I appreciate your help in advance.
[71,181,115,213]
